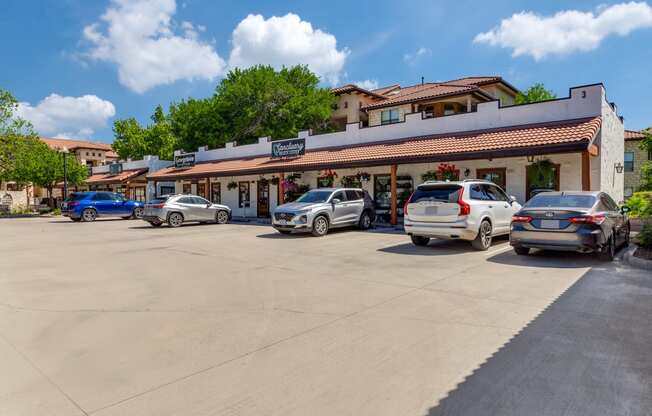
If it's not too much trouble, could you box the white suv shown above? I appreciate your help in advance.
[404,180,522,250]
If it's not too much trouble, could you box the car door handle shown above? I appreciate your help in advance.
[488,205,493,208]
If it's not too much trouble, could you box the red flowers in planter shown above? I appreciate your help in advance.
[436,163,459,181]
[318,169,338,179]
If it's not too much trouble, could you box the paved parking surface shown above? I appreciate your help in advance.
[0,217,646,415]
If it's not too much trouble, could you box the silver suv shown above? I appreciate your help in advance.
[272,188,376,236]
[142,194,231,227]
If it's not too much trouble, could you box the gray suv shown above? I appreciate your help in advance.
[272,188,376,236]
[142,194,231,227]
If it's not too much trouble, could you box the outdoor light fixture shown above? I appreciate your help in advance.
[464,168,471,177]
[615,162,624,174]
[526,155,535,163]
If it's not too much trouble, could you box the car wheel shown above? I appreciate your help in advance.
[148,221,162,227]
[132,207,144,219]
[215,210,229,224]
[312,215,329,237]
[472,220,492,251]
[514,246,530,255]
[598,234,615,262]
[358,211,372,230]
[167,212,184,228]
[410,235,430,246]
[81,208,96,222]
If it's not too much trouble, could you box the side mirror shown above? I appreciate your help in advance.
[621,206,631,214]
[509,195,517,204]
[331,198,341,204]
[206,203,211,208]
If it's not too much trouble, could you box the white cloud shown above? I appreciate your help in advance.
[403,47,432,65]
[83,0,225,93]
[228,13,349,84]
[474,2,652,60]
[15,94,116,139]
[353,79,379,90]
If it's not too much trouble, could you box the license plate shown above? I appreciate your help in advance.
[425,206,438,215]
[540,219,560,229]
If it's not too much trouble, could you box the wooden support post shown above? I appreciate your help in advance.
[581,151,591,191]
[390,164,398,225]
[278,173,285,204]
[205,177,210,200]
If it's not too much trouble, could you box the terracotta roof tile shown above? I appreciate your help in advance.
[625,129,648,141]
[149,117,601,181]
[42,137,114,152]
[86,168,148,185]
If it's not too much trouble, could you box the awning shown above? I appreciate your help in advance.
[86,168,148,185]
[148,117,601,181]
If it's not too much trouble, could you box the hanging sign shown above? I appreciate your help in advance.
[271,138,305,158]
[175,153,195,169]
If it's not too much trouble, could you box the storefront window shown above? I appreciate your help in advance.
[159,186,175,196]
[238,182,250,208]
[197,182,206,198]
[182,183,191,194]
[373,174,413,220]
[133,187,145,202]
[211,182,221,204]
[476,168,507,190]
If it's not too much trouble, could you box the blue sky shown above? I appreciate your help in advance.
[1,0,651,143]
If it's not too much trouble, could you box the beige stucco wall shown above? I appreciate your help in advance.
[480,84,516,106]
[624,139,650,197]
[75,148,113,167]
[596,97,625,202]
[367,103,413,127]
[332,93,376,124]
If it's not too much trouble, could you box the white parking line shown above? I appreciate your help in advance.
[485,244,513,256]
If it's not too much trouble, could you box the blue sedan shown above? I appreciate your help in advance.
[62,191,145,222]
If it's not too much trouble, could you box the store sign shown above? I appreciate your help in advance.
[175,153,195,169]
[271,138,305,158]
[109,163,123,175]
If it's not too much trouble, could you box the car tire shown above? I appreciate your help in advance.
[472,220,492,251]
[81,208,96,222]
[410,235,430,246]
[132,207,144,219]
[514,246,530,255]
[148,221,162,227]
[167,212,184,228]
[358,211,372,230]
[312,215,329,237]
[215,210,229,224]
[598,234,615,262]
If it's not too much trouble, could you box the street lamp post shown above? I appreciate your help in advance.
[62,147,69,200]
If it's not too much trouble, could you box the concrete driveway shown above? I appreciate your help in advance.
[0,217,626,415]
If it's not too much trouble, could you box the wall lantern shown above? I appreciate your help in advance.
[526,155,535,163]
[464,168,471,178]
[615,162,624,174]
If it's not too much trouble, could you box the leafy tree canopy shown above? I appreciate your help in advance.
[0,89,40,183]
[112,105,178,160]
[515,83,557,104]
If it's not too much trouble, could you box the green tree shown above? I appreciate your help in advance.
[112,105,178,160]
[639,131,652,191]
[169,97,224,152]
[0,89,40,185]
[515,83,557,104]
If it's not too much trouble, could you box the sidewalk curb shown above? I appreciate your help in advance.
[623,245,652,271]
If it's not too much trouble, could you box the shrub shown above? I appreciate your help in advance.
[636,222,652,248]
[51,208,61,216]
[626,192,652,218]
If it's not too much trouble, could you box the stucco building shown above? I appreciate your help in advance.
[624,129,651,198]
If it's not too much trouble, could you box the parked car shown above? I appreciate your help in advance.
[142,194,231,227]
[510,191,630,261]
[404,180,522,250]
[62,191,144,222]
[272,188,376,236]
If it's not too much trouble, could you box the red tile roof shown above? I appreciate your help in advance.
[86,168,148,185]
[625,130,648,141]
[330,84,386,99]
[42,137,114,152]
[149,117,601,181]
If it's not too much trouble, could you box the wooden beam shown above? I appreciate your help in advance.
[581,151,591,191]
[278,172,285,205]
[205,177,210,199]
[390,164,397,225]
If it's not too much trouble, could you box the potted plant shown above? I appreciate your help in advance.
[436,163,459,181]
[421,170,438,182]
[318,169,338,187]
[270,177,279,186]
[227,181,238,190]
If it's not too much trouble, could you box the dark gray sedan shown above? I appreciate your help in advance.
[510,191,630,261]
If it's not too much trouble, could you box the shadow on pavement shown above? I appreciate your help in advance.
[48,218,125,224]
[256,227,354,239]
[425,259,652,416]
[378,236,509,256]
[486,248,601,269]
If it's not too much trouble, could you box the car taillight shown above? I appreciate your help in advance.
[458,187,471,216]
[511,215,532,223]
[403,192,415,215]
[150,203,165,208]
[570,214,606,225]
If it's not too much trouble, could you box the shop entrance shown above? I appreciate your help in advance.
[257,181,270,218]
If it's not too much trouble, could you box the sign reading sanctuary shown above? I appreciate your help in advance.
[271,138,305,158]
[175,153,195,169]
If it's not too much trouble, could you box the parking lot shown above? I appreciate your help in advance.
[0,217,649,416]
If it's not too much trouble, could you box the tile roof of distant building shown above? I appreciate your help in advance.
[41,137,114,152]
[625,129,649,141]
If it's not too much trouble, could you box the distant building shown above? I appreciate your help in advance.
[624,128,651,198]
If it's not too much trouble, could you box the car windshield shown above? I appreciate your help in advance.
[65,193,88,202]
[296,191,333,203]
[525,194,596,208]
[411,186,461,203]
